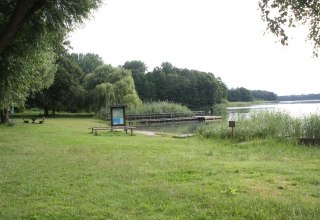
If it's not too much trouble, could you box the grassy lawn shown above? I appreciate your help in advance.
[0,117,319,219]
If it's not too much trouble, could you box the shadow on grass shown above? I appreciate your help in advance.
[11,113,95,119]
[92,130,135,137]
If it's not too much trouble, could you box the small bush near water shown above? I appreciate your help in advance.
[96,107,109,120]
[197,110,320,142]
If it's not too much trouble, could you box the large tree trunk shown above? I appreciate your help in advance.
[0,0,47,57]
[0,109,9,124]
[44,105,49,117]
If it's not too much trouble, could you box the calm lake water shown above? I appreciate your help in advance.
[228,100,320,120]
[137,101,320,134]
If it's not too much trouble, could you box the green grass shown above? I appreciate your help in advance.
[1,117,320,219]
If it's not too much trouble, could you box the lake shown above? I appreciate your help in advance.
[228,100,320,120]
[137,101,320,135]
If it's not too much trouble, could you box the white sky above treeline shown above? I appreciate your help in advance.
[69,0,320,96]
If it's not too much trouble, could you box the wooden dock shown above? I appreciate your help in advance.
[126,112,221,124]
[194,116,221,121]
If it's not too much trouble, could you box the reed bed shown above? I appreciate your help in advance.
[127,101,192,114]
[197,110,320,142]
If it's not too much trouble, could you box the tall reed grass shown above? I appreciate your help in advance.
[197,110,320,142]
[127,101,192,114]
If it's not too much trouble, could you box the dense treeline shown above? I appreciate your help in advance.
[227,88,277,102]
[228,87,254,102]
[123,61,228,109]
[28,53,141,116]
[278,94,320,101]
[26,54,278,117]
[251,90,278,101]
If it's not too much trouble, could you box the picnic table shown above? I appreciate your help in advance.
[25,116,45,124]
[31,117,37,123]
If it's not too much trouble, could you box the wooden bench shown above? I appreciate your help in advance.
[114,126,136,135]
[89,126,110,134]
[90,126,136,135]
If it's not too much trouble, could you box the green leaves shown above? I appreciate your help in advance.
[0,35,56,109]
[259,0,320,55]
[228,87,254,102]
[0,0,102,115]
[126,62,228,109]
[71,53,104,74]
[85,64,142,112]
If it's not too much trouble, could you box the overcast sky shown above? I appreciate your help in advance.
[69,0,320,96]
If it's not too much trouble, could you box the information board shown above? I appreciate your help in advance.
[111,105,126,126]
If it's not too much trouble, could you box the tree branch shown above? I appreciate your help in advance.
[0,0,47,57]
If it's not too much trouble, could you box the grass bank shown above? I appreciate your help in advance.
[0,117,319,219]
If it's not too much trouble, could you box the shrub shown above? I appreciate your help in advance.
[96,107,109,120]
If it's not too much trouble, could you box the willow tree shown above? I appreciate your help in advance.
[93,83,115,112]
[114,75,142,109]
[0,0,102,123]
[84,65,142,114]
[259,0,320,55]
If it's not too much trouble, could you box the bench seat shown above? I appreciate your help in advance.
[90,126,136,135]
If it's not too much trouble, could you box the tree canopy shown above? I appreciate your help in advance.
[259,0,320,55]
[251,90,278,101]
[28,53,86,116]
[71,53,104,75]
[0,0,102,122]
[227,88,277,102]
[228,87,254,102]
[122,60,147,97]
[0,31,57,122]
[84,65,142,112]
[0,0,102,57]
[122,62,228,110]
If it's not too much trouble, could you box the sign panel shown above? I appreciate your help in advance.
[111,105,126,126]
[229,121,236,128]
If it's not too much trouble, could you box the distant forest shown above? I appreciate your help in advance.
[278,94,320,101]
[227,88,277,102]
[123,61,278,108]
[26,54,280,114]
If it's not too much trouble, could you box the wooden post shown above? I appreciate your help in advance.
[229,121,236,139]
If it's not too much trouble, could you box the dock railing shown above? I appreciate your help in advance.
[126,111,205,123]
